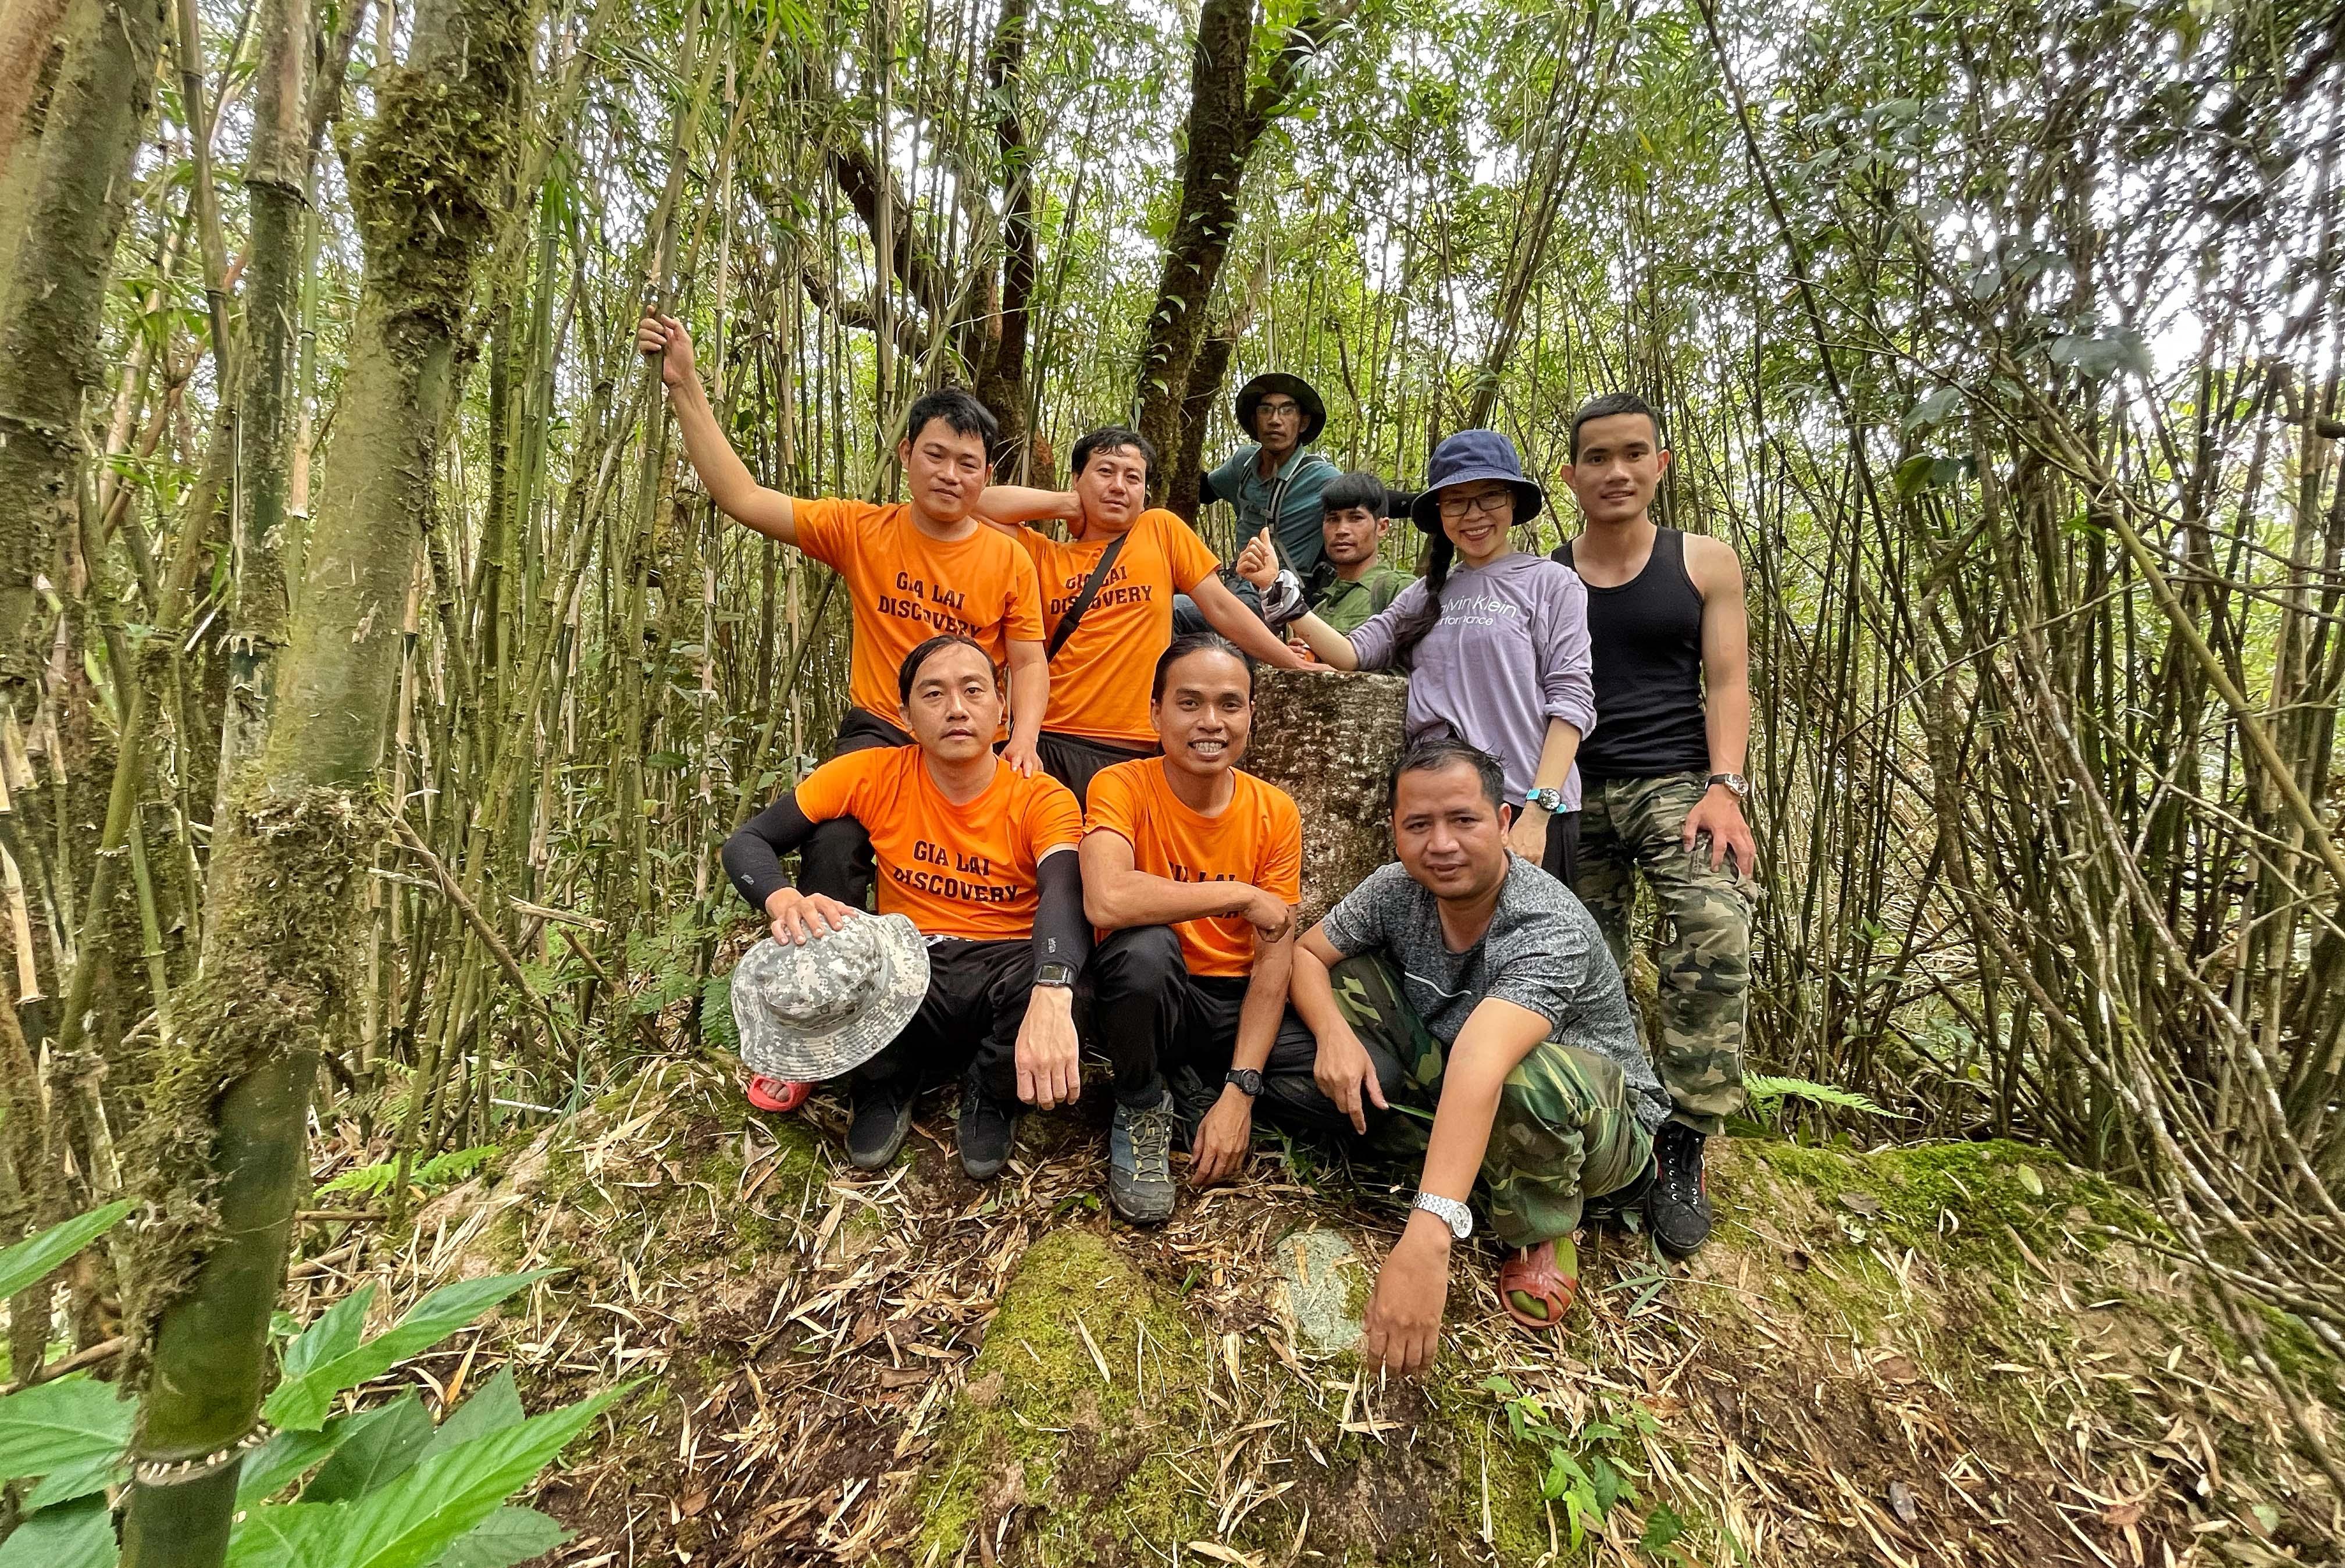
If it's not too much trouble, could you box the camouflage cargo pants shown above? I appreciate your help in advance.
[1574,772,1751,1135]
[1300,956,1655,1248]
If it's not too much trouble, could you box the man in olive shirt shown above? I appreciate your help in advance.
[1235,469,1414,636]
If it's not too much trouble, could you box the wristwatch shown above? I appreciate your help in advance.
[1524,786,1567,814]
[1224,1068,1263,1097]
[1412,1192,1474,1240]
[1706,772,1751,802]
[1034,960,1076,989]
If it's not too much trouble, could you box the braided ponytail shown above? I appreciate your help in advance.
[1387,530,1456,670]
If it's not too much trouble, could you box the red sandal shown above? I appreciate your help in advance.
[1499,1236,1578,1331]
[746,1076,812,1113]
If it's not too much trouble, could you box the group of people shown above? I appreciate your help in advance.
[636,311,1756,1371]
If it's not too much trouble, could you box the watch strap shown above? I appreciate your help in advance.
[1224,1068,1263,1097]
[1412,1192,1473,1239]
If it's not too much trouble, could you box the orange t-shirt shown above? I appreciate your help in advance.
[1083,759,1302,977]
[793,746,1081,942]
[1016,509,1220,744]
[794,498,1046,722]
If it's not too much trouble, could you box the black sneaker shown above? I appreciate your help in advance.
[1647,1122,1713,1255]
[846,1081,915,1170]
[1107,1092,1177,1225]
[957,1074,1020,1181]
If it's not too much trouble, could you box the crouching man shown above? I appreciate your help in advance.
[1276,736,1669,1373]
[722,636,1087,1179]
[1077,633,1303,1224]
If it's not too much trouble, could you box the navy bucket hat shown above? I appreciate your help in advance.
[1408,429,1546,533]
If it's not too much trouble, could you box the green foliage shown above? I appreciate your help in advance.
[318,1145,501,1200]
[0,1378,136,1484]
[1482,1376,1660,1549]
[265,1272,548,1430]
[1741,1073,1897,1128]
[0,1495,113,1568]
[0,1200,133,1301]
[698,971,740,1054]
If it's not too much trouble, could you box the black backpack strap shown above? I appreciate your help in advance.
[1046,529,1133,662]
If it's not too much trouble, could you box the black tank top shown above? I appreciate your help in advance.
[1553,528,1710,779]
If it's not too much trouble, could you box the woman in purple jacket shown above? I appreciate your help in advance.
[1287,430,1594,885]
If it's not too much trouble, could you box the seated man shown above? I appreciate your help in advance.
[1272,736,1668,1374]
[1078,633,1303,1224]
[722,636,1086,1179]
[1234,468,1416,637]
[974,426,1312,806]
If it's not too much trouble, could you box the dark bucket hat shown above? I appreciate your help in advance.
[1234,373,1327,447]
[1407,429,1546,533]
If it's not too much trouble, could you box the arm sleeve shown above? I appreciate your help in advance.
[1159,512,1221,593]
[1004,546,1046,643]
[1260,795,1303,906]
[1316,864,1399,958]
[1032,851,1092,980]
[1486,946,1576,1035]
[1382,486,1419,520]
[1536,569,1598,738]
[722,794,818,915]
[789,497,857,571]
[1343,578,1424,673]
[1083,765,1139,839]
[1201,447,1252,507]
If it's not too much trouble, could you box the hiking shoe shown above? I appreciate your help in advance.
[957,1074,1020,1181]
[1108,1092,1177,1225]
[1647,1121,1713,1256]
[846,1081,915,1170]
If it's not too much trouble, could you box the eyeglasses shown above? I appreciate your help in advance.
[1437,489,1513,519]
[1257,401,1301,418]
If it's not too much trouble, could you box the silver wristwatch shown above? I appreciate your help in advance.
[1524,786,1567,814]
[1706,772,1751,801]
[1412,1192,1473,1240]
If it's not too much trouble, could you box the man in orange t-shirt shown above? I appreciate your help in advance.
[1075,634,1305,1224]
[974,427,1312,806]
[723,638,1085,1180]
[640,313,1047,912]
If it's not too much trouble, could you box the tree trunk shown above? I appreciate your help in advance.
[970,0,1035,479]
[0,0,165,695]
[0,0,70,304]
[119,0,538,1558]
[1135,0,1338,504]
[1241,668,1407,929]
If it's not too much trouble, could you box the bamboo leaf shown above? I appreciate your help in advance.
[0,1377,136,1483]
[0,1201,133,1301]
[227,1381,639,1568]
[263,1274,548,1431]
[0,1492,116,1567]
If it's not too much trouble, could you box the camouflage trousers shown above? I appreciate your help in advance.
[1575,772,1751,1135]
[1302,956,1655,1248]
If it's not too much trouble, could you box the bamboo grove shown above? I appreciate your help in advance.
[0,0,2339,1509]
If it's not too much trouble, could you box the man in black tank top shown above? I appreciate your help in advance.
[1551,393,1755,1257]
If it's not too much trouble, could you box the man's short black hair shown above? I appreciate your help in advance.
[1152,631,1253,702]
[1567,392,1662,462]
[1321,469,1389,517]
[1387,735,1506,815]
[905,388,999,449]
[897,633,993,706]
[1071,425,1156,481]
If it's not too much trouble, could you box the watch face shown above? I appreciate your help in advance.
[1036,962,1075,987]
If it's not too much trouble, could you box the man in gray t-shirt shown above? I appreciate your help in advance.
[1256,737,1666,1376]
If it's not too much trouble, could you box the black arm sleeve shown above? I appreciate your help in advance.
[722,795,818,915]
[1382,486,1419,519]
[1198,469,1222,505]
[1031,850,1091,982]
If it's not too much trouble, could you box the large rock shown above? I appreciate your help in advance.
[1244,667,1409,927]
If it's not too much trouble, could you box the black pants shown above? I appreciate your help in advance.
[1078,925,1339,1117]
[801,707,911,910]
[1540,808,1582,892]
[854,937,1032,1104]
[1038,731,1157,810]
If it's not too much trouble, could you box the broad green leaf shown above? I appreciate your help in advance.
[2015,1163,2045,1197]
[229,1381,639,1568]
[238,1422,355,1506]
[430,1508,569,1568]
[0,1377,135,1483]
[0,1492,116,1568]
[280,1286,377,1384]
[263,1274,547,1431]
[22,1446,126,1509]
[424,1369,525,1459]
[0,1202,132,1302]
[300,1394,434,1503]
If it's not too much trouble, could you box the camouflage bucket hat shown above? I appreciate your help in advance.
[728,914,931,1082]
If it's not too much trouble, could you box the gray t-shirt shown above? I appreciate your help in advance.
[1319,855,1667,1131]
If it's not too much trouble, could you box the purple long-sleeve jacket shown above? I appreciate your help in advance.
[1347,551,1598,810]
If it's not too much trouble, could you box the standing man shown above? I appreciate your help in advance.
[1232,469,1414,636]
[973,427,1314,804]
[1077,633,1302,1224]
[1272,738,1667,1370]
[1553,391,1756,1257]
[639,313,1048,915]
[1198,373,1342,582]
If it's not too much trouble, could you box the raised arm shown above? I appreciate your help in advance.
[639,314,798,545]
[972,484,1081,535]
[1187,573,1316,671]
